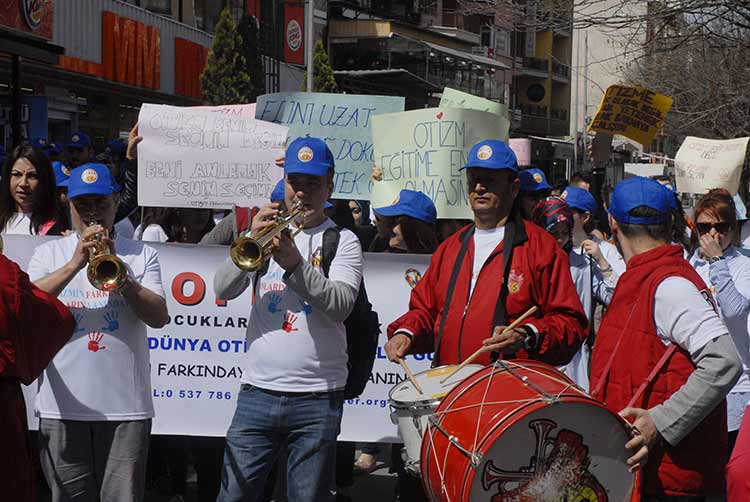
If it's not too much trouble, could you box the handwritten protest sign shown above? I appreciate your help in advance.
[439,87,508,118]
[191,103,256,117]
[255,92,405,200]
[371,108,510,219]
[137,104,288,209]
[674,136,749,195]
[588,85,672,146]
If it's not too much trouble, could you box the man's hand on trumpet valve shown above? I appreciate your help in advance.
[272,229,302,272]
[384,333,413,362]
[250,203,281,237]
[69,225,106,272]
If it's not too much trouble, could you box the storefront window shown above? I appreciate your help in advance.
[195,0,244,32]
[122,0,172,15]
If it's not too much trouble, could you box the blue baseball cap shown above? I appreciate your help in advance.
[105,140,126,157]
[67,163,121,200]
[284,137,334,177]
[461,140,518,172]
[31,137,49,149]
[609,176,672,225]
[374,189,437,224]
[561,186,597,213]
[657,181,678,210]
[270,179,285,202]
[48,142,62,154]
[519,168,552,192]
[52,161,71,187]
[67,131,92,149]
[325,201,334,209]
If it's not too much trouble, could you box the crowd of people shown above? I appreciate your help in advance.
[2,129,750,502]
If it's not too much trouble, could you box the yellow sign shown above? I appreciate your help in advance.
[588,85,673,146]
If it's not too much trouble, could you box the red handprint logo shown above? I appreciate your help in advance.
[282,312,299,333]
[87,332,106,352]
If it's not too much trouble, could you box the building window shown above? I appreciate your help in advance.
[195,0,245,32]
[123,0,172,15]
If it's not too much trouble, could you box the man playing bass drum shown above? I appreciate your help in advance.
[385,140,587,369]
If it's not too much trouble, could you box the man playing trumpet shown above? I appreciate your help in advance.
[214,137,364,502]
[385,140,587,367]
[28,162,168,502]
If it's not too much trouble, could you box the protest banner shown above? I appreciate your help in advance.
[674,136,750,195]
[137,103,288,210]
[439,87,508,118]
[255,92,405,200]
[588,85,673,147]
[191,103,256,117]
[10,235,431,441]
[370,108,510,219]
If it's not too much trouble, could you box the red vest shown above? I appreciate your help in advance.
[590,245,727,497]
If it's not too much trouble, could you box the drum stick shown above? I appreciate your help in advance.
[440,305,539,384]
[398,358,423,394]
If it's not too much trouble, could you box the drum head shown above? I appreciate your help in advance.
[389,364,484,406]
[468,401,633,502]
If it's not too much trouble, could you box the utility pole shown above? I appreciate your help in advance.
[306,0,314,92]
[572,29,580,168]
[581,32,589,171]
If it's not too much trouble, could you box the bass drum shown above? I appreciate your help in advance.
[420,360,634,502]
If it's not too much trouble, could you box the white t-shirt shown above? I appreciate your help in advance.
[134,223,169,243]
[653,277,728,354]
[471,227,505,295]
[594,237,626,276]
[244,219,363,392]
[28,233,165,421]
[115,217,135,239]
[3,212,35,235]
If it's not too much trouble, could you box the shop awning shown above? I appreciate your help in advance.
[335,68,441,92]
[0,27,63,64]
[423,41,510,70]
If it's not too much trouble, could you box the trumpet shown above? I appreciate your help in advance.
[86,221,128,291]
[230,201,305,271]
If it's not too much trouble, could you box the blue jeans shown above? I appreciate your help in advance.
[217,384,344,502]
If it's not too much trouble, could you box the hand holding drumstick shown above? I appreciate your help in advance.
[440,306,539,384]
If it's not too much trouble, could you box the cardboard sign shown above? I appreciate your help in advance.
[256,92,406,199]
[439,87,508,118]
[137,103,288,209]
[370,108,510,219]
[588,85,673,146]
[674,136,749,195]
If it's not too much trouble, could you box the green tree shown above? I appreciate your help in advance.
[301,40,338,92]
[200,8,254,105]
[237,14,265,100]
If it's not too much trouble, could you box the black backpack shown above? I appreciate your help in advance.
[322,227,380,400]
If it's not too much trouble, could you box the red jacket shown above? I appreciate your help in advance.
[0,255,74,502]
[388,219,587,366]
[590,245,727,497]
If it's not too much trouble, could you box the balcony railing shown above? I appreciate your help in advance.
[551,61,570,80]
[523,57,549,73]
[551,107,568,121]
[520,103,548,117]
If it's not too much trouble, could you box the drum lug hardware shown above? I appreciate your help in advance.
[470,451,483,468]
[428,415,477,463]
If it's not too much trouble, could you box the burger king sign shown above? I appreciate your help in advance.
[287,19,302,52]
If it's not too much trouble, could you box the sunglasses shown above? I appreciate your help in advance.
[696,221,732,235]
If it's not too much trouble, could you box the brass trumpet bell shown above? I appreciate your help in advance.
[230,201,305,272]
[86,222,128,291]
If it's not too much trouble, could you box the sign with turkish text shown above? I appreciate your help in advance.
[9,236,432,441]
[440,87,508,119]
[370,108,510,219]
[137,103,288,209]
[674,136,749,195]
[588,85,672,147]
[256,92,406,199]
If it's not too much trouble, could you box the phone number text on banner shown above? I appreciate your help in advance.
[7,236,431,442]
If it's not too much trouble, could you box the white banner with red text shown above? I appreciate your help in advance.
[6,235,431,442]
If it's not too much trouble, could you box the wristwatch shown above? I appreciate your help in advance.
[709,255,725,264]
[519,325,537,352]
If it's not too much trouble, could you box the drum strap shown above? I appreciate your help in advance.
[433,225,474,367]
[489,217,517,362]
[591,303,678,408]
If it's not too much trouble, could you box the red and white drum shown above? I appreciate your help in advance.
[420,360,634,502]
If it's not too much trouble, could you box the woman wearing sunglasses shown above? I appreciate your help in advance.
[688,188,750,454]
